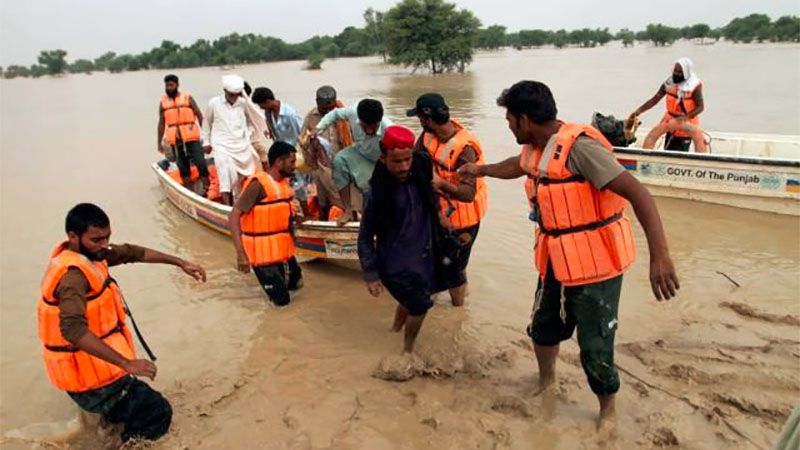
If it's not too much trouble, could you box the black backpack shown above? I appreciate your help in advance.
[591,112,635,148]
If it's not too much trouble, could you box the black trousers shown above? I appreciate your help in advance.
[252,256,303,306]
[174,140,209,179]
[68,375,172,442]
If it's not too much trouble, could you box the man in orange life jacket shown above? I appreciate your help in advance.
[630,57,707,152]
[408,93,487,307]
[157,74,210,194]
[38,203,206,443]
[460,81,679,429]
[228,141,304,307]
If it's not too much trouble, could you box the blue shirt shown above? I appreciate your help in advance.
[268,102,303,146]
[317,105,392,191]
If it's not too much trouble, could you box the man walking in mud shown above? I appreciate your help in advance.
[459,81,679,430]
[358,125,440,354]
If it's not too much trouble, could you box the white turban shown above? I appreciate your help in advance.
[222,74,244,94]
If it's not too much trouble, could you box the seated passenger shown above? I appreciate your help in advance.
[629,57,707,152]
[298,85,355,220]
[314,99,392,224]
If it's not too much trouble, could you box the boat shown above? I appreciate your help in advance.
[618,130,800,215]
[151,162,361,261]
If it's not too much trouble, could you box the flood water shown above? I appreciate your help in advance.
[1,41,799,449]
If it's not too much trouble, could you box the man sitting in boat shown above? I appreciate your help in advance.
[157,74,209,195]
[630,57,707,152]
[201,75,270,205]
[358,125,439,354]
[313,99,392,224]
[228,141,303,307]
[298,85,354,221]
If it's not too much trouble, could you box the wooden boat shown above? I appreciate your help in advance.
[619,131,800,215]
[151,162,360,260]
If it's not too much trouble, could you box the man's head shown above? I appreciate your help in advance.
[496,81,558,145]
[356,99,384,136]
[65,203,111,261]
[222,74,244,104]
[316,85,338,115]
[380,125,416,181]
[406,93,450,133]
[672,62,685,84]
[268,141,297,178]
[164,74,179,98]
[252,87,278,112]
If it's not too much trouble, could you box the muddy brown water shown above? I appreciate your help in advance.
[1,42,799,449]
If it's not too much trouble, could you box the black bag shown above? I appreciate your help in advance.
[592,112,635,147]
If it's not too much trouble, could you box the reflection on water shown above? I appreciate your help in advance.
[1,41,799,440]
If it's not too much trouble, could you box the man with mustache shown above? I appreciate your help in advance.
[38,203,206,444]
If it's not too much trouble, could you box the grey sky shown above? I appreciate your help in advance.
[1,0,797,66]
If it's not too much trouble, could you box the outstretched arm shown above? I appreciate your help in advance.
[632,86,666,117]
[605,172,679,300]
[140,247,207,282]
[459,155,525,180]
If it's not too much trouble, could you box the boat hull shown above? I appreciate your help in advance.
[614,148,800,215]
[152,163,361,260]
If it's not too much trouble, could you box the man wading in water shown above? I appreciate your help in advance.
[357,125,441,354]
[460,81,679,430]
[37,203,206,444]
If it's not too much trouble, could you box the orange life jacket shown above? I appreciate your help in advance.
[422,120,488,230]
[38,242,136,393]
[662,82,701,138]
[328,205,345,221]
[161,92,201,145]
[519,123,636,286]
[240,172,295,266]
[334,100,355,148]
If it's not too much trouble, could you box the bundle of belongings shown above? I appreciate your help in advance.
[591,112,639,148]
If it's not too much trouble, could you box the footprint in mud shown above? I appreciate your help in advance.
[373,353,425,381]
[490,395,533,418]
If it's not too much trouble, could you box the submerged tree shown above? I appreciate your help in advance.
[37,50,68,75]
[383,0,480,73]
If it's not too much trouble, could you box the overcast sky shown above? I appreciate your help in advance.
[1,0,797,66]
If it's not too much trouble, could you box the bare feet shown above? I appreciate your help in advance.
[449,283,467,307]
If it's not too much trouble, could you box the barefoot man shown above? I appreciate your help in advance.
[357,125,440,353]
[460,81,680,428]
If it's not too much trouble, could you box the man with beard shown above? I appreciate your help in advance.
[630,57,707,152]
[459,80,679,430]
[202,75,268,205]
[358,125,440,354]
[228,141,304,307]
[408,93,488,307]
[38,203,206,444]
[157,74,209,194]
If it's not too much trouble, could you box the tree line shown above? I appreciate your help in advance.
[2,1,798,80]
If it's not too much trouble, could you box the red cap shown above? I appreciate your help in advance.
[381,125,416,151]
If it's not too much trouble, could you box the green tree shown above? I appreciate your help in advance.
[306,53,324,70]
[771,16,800,42]
[364,7,387,60]
[4,65,30,79]
[477,25,507,49]
[710,28,723,42]
[29,64,48,78]
[37,49,68,75]
[93,52,116,71]
[68,59,95,74]
[723,13,771,43]
[644,23,680,46]
[552,29,569,48]
[383,0,480,74]
[511,29,551,48]
[617,28,635,47]
[687,23,711,44]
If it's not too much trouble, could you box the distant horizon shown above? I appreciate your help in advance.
[1,0,798,66]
